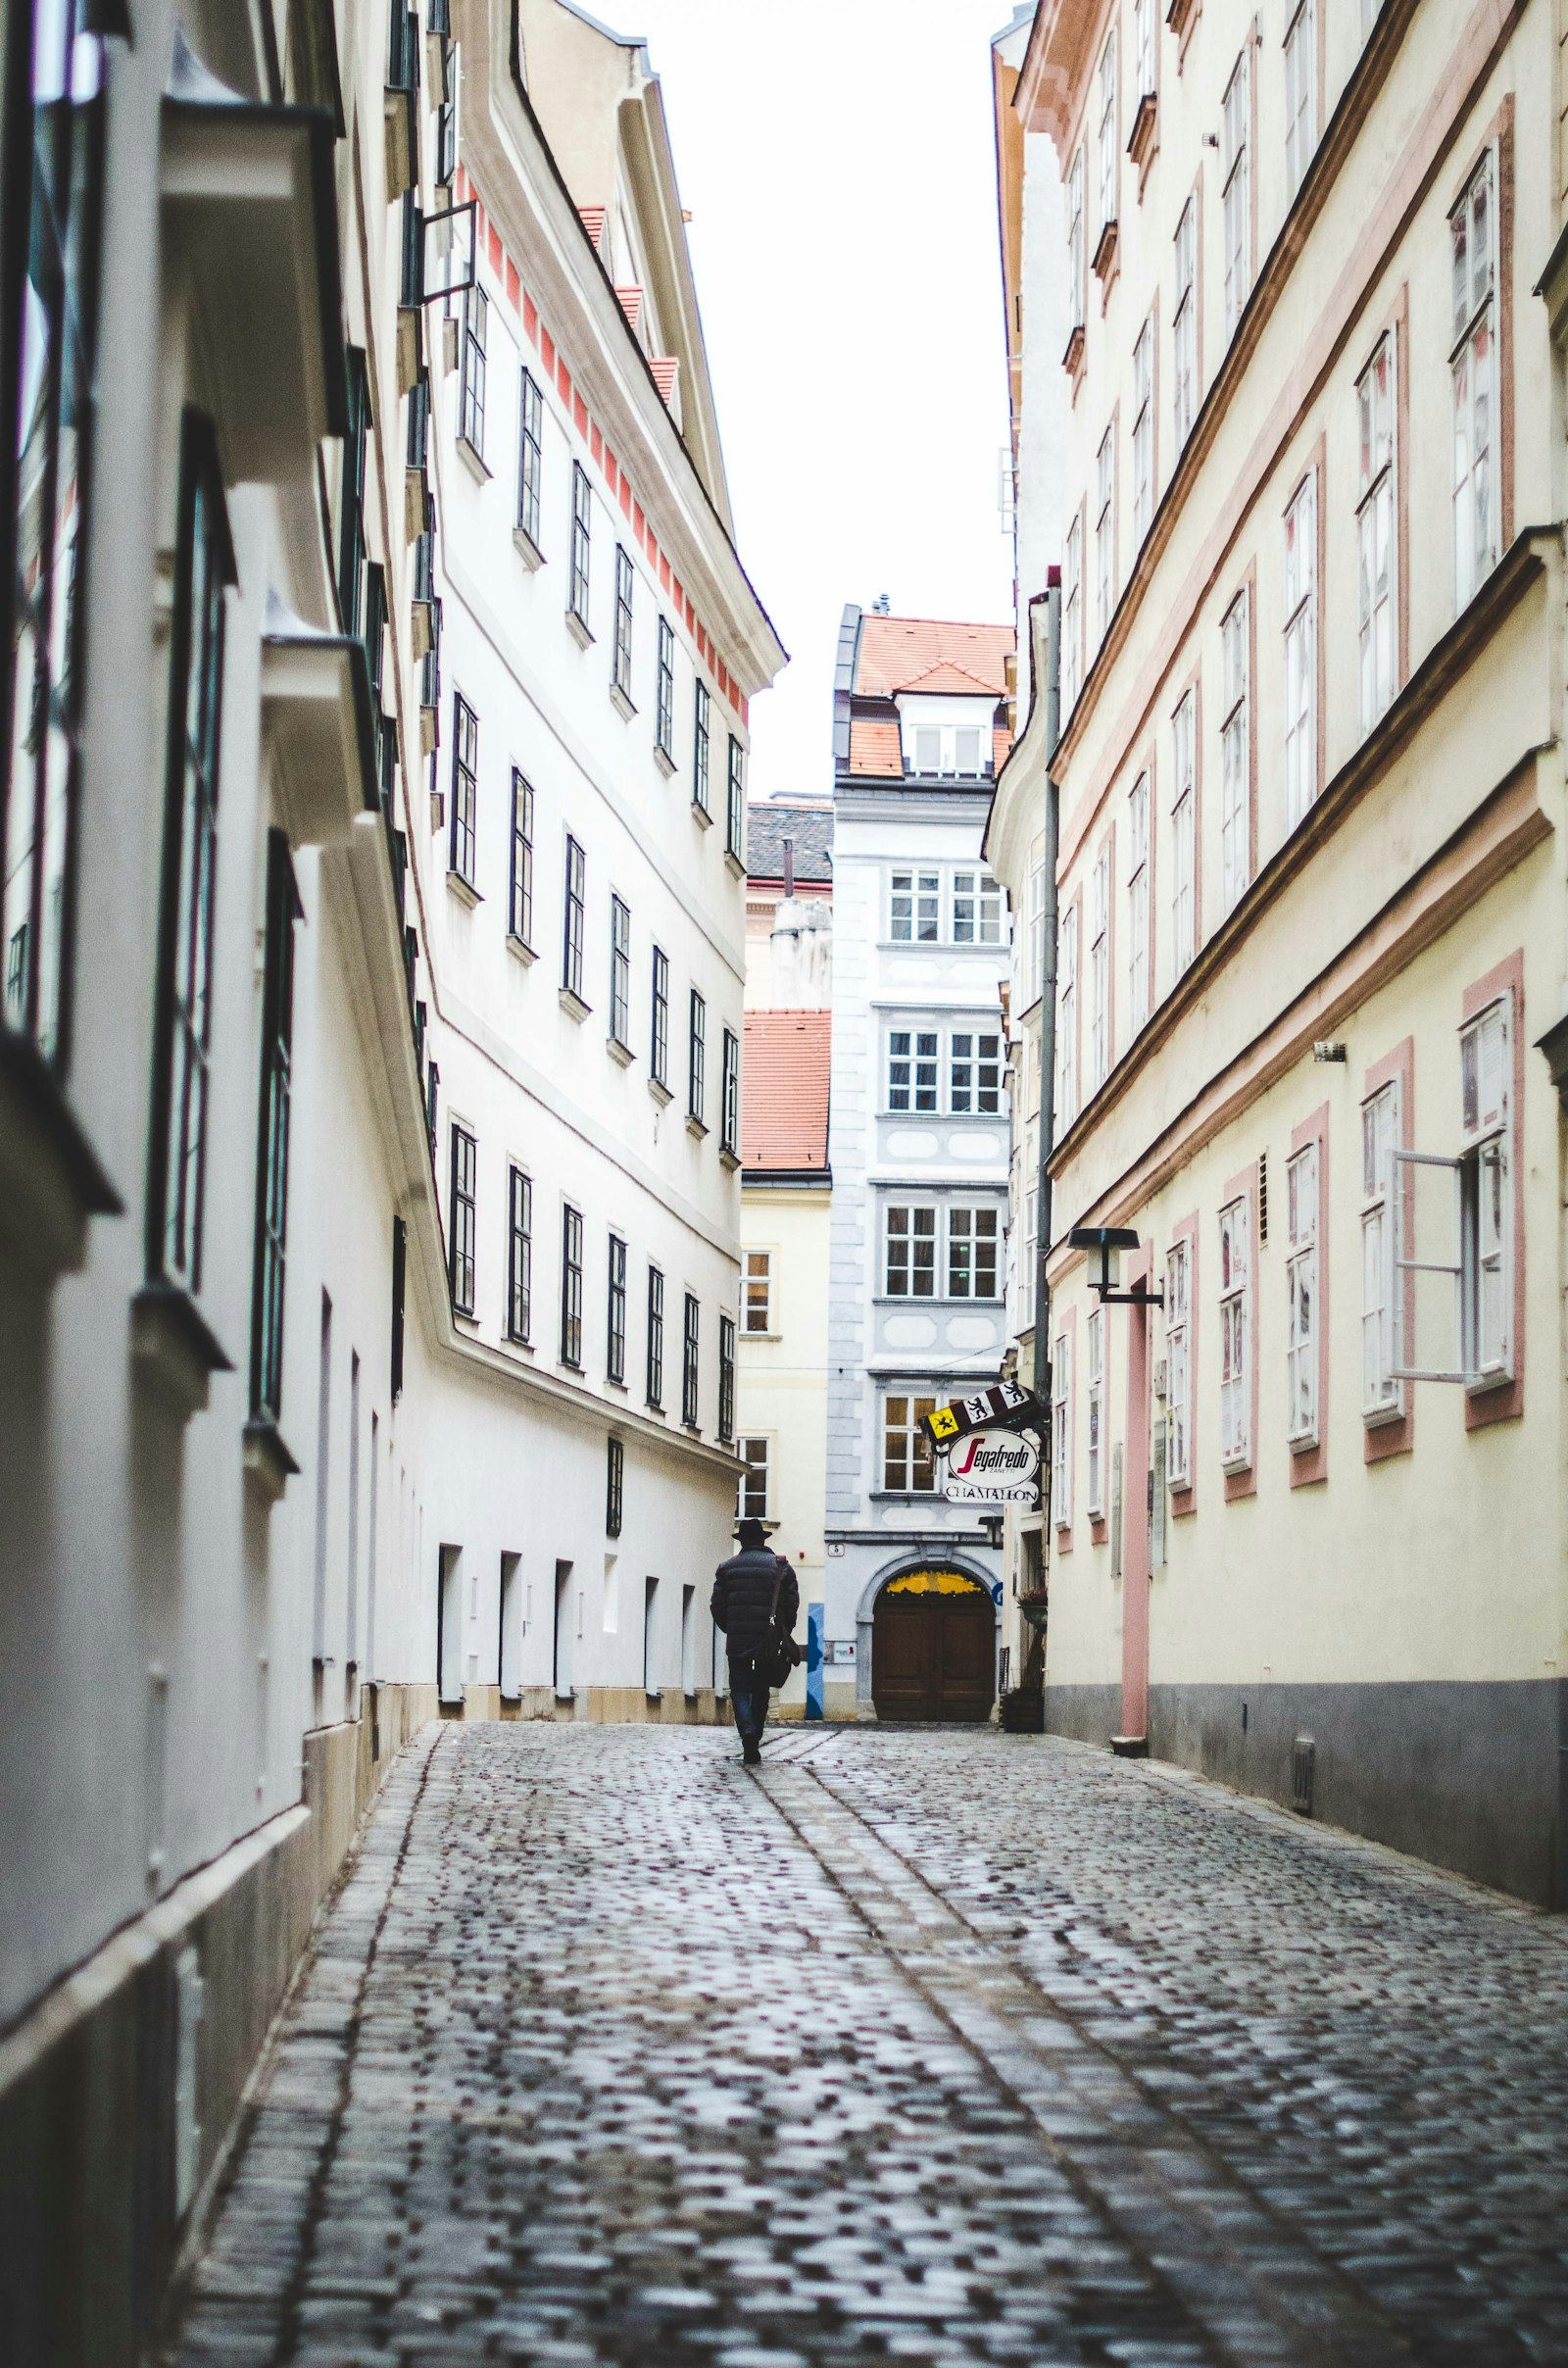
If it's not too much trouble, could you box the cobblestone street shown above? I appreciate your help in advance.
[167,1726,1568,2368]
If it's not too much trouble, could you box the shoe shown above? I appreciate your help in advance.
[742,1741,761,1765]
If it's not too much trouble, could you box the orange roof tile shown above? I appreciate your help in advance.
[743,1011,831,1174]
[848,717,904,776]
[900,659,1001,695]
[856,614,1013,698]
[993,723,1014,769]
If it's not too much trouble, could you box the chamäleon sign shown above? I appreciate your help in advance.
[944,1429,1041,1505]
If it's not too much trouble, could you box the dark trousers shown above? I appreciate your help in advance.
[728,1653,771,1746]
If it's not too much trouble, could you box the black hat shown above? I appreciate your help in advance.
[736,1516,767,1550]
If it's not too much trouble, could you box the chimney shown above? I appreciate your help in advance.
[782,835,795,899]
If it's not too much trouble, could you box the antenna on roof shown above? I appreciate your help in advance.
[871,593,891,615]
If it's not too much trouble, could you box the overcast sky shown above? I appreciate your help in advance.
[625,0,1019,801]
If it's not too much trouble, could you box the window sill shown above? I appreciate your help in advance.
[691,799,713,829]
[453,1307,478,1328]
[560,1357,585,1375]
[606,1376,628,1393]
[243,1418,300,1504]
[456,431,491,484]
[649,1077,673,1108]
[502,1332,534,1357]
[0,1027,122,1282]
[1092,220,1119,282]
[608,1036,635,1068]
[654,742,677,779]
[560,986,592,1022]
[506,931,536,966]
[646,1400,665,1418]
[565,608,595,650]
[872,1295,1004,1309]
[610,680,637,721]
[1220,1452,1252,1478]
[1288,1430,1320,1455]
[868,1490,943,1505]
[686,1114,709,1141]
[682,1422,704,1438]
[719,1145,741,1171]
[1126,89,1157,178]
[447,868,482,909]
[513,524,545,572]
[404,463,426,545]
[723,849,746,880]
[131,1281,234,1421]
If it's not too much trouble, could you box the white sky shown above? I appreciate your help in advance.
[624,0,1018,800]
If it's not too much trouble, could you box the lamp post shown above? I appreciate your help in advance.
[1067,1225,1159,1755]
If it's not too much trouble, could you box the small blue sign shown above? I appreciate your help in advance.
[807,1603,824,1719]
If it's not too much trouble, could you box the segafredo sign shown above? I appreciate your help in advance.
[942,1427,1041,1505]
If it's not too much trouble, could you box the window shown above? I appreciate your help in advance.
[682,1294,701,1426]
[606,1436,624,1538]
[1220,591,1250,913]
[743,1248,773,1333]
[721,1027,740,1156]
[1097,32,1118,237]
[1172,199,1197,450]
[948,1207,1001,1300]
[450,692,477,883]
[150,415,233,1294]
[885,1206,937,1298]
[1088,844,1109,1092]
[563,833,585,999]
[950,1030,1004,1115]
[891,868,940,943]
[1222,47,1250,339]
[1127,775,1150,1033]
[607,1233,627,1384]
[1361,1079,1401,1416]
[610,895,631,1047]
[569,462,592,626]
[737,1435,771,1520]
[1218,1195,1250,1467]
[1459,997,1511,1383]
[516,367,542,547]
[1052,1333,1072,1529]
[507,1166,531,1343]
[509,769,533,946]
[1171,692,1195,977]
[651,945,669,1085]
[1357,335,1396,728]
[338,348,369,638]
[449,1124,476,1315]
[718,1314,736,1444]
[251,832,302,1423]
[1067,147,1087,334]
[1019,1182,1039,1331]
[1165,1237,1192,1485]
[1086,1308,1104,1520]
[656,617,675,760]
[1284,472,1317,828]
[612,546,634,702]
[1131,320,1152,545]
[3,0,109,1071]
[560,1205,584,1366]
[1133,0,1154,98]
[952,869,1004,946]
[646,1264,664,1406]
[883,1395,937,1493]
[1063,515,1083,712]
[1096,427,1115,640]
[1286,1143,1319,1445]
[1026,848,1046,1007]
[693,679,710,814]
[1284,0,1316,200]
[726,737,745,862]
[688,988,706,1124]
[391,1214,407,1404]
[888,1028,939,1113]
[911,721,987,777]
[1055,904,1079,1130]
[460,283,488,456]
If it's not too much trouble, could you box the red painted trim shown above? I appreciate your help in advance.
[505,258,520,309]
[487,222,503,271]
[1287,1102,1329,1489]
[1166,1209,1199,1516]
[1220,1160,1258,1502]
[1363,1035,1416,1464]
[1462,948,1525,1431]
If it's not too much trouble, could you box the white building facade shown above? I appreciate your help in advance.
[824,606,1014,1720]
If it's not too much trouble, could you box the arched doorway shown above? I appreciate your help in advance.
[871,1567,996,1722]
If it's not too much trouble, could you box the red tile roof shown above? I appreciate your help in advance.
[994,723,1014,770]
[848,717,904,776]
[856,615,1013,698]
[900,659,1002,695]
[743,1011,831,1174]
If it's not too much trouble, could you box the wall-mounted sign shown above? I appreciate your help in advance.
[827,1638,857,1665]
[943,1427,1041,1505]
[923,1380,1043,1448]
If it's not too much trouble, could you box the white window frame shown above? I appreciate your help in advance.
[887,1027,940,1114]
[883,1394,938,1495]
[1165,1238,1191,1486]
[1219,589,1250,913]
[950,1029,1004,1116]
[952,868,1004,946]
[1097,31,1118,238]
[1052,1330,1072,1530]
[947,1205,1002,1302]
[1284,0,1316,201]
[1068,146,1087,335]
[1025,845,1047,1007]
[743,1248,774,1336]
[1127,774,1150,1033]
[1284,471,1317,829]
[1088,842,1109,1092]
[1286,1141,1319,1447]
[1357,333,1397,731]
[736,1434,772,1522]
[1450,148,1498,612]
[1055,904,1078,1130]
[1395,1000,1515,1390]
[1086,1307,1104,1520]
[1218,1195,1251,1470]
[1063,514,1083,712]
[1222,46,1250,341]
[890,866,941,944]
[1171,694,1195,977]
[1173,198,1197,450]
[1360,1077,1403,1418]
[1019,1181,1040,1332]
[1096,426,1115,641]
[885,1204,938,1299]
[1132,318,1153,545]
[1134,0,1155,99]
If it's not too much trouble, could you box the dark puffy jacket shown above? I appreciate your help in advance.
[711,1548,799,1660]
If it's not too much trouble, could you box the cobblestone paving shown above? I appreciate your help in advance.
[167,1725,1568,2368]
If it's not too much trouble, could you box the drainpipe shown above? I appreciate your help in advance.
[1031,569,1061,1410]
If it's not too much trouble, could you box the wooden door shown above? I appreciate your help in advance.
[871,1572,997,1722]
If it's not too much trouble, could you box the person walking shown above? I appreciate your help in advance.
[711,1518,799,1764]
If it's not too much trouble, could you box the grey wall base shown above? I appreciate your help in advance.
[1045,1678,1568,1909]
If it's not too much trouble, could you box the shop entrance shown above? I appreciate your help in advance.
[871,1568,996,1722]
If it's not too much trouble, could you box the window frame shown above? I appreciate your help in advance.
[448,1121,477,1317]
[718,1312,736,1444]
[1055,903,1079,1130]
[725,735,746,863]
[743,1247,773,1334]
[1286,1140,1319,1449]
[1127,774,1150,1034]
[250,830,302,1423]
[459,280,487,457]
[1052,1330,1072,1531]
[1356,333,1397,730]
[1097,30,1119,239]
[562,832,586,1000]
[681,1292,701,1428]
[450,690,477,884]
[1062,513,1083,713]
[737,1433,771,1521]
[721,1025,740,1157]
[693,678,710,814]
[607,1231,627,1385]
[947,1204,1002,1302]
[1131,316,1153,544]
[1067,146,1087,335]
[1219,588,1250,913]
[1172,196,1197,451]
[1165,1235,1193,1489]
[509,768,533,947]
[1171,690,1195,978]
[507,1164,532,1344]
[568,460,592,627]
[1283,0,1317,202]
[651,944,669,1086]
[884,1203,939,1300]
[609,893,631,1049]
[890,866,941,944]
[560,1202,584,1367]
[1283,469,1318,829]
[1221,45,1251,340]
[646,1262,664,1407]
[1088,842,1109,1093]
[881,1393,938,1496]
[516,365,543,548]
[687,987,706,1125]
[1085,1307,1104,1522]
[1095,424,1115,642]
[656,616,675,759]
[1450,148,1499,611]
[612,544,635,703]
[1218,1192,1251,1472]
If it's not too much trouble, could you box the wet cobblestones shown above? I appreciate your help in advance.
[167,1725,1568,2366]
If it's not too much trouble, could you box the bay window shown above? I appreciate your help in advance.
[737,1435,771,1521]
[891,868,940,942]
[950,1030,1003,1114]
[886,1205,937,1298]
[948,1207,1000,1300]
[888,1028,939,1113]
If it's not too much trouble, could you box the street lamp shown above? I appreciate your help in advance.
[978,1511,1005,1551]
[1067,1224,1164,1308]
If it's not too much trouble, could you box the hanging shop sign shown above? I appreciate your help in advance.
[922,1379,1043,1448]
[943,1427,1041,1505]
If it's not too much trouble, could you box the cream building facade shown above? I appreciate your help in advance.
[989,0,1568,1902]
[0,2,778,2354]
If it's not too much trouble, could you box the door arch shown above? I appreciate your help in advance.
[870,1566,996,1722]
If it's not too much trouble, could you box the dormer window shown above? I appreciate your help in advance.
[911,724,985,777]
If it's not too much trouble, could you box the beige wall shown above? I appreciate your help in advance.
[738,1181,831,1692]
